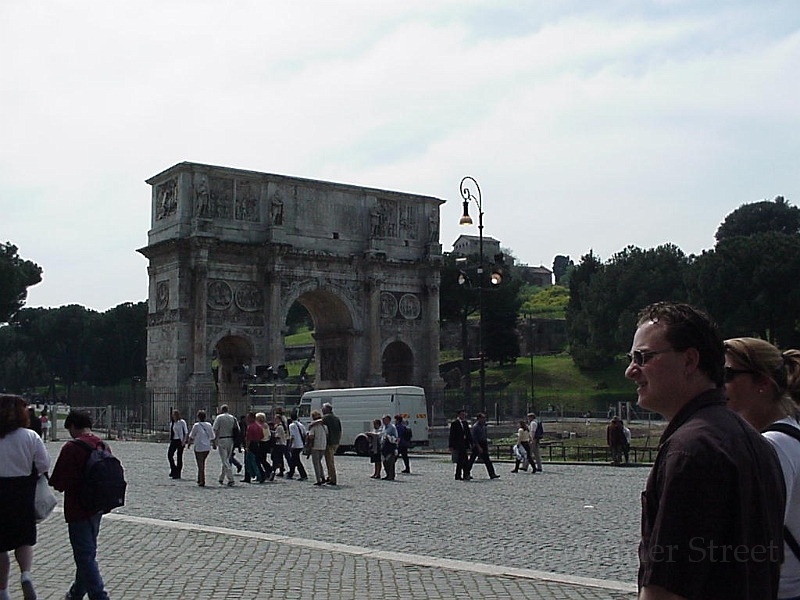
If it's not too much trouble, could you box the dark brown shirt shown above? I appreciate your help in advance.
[639,388,785,599]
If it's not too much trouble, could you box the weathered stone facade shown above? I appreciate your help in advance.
[138,162,445,411]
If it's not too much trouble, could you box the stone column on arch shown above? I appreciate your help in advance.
[187,243,213,389]
[365,275,385,386]
[424,281,446,396]
[265,274,285,371]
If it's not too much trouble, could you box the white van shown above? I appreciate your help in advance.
[297,386,429,456]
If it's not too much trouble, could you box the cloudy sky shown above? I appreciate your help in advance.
[2,1,798,312]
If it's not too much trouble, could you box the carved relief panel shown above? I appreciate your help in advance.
[156,281,170,312]
[235,180,259,222]
[320,347,348,381]
[399,205,417,239]
[209,177,233,219]
[155,178,178,220]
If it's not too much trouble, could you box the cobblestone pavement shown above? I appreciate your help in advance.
[27,441,647,599]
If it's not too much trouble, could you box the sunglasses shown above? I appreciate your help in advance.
[627,348,673,367]
[723,366,756,383]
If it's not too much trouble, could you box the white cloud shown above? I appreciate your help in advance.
[1,1,798,309]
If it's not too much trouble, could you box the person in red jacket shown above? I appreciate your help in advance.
[49,410,110,600]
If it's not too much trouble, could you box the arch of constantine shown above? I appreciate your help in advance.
[138,162,444,413]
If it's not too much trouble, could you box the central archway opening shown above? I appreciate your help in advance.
[287,289,354,389]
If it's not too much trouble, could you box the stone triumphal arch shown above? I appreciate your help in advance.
[139,162,444,412]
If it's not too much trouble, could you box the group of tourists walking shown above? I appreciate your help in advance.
[167,402,344,488]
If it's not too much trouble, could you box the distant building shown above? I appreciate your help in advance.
[516,265,553,287]
[452,234,552,286]
[452,234,501,258]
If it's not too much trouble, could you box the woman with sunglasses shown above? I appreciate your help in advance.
[724,337,800,600]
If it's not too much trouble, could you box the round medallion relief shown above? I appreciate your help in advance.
[207,280,233,310]
[399,293,421,320]
[235,283,263,312]
[380,292,398,318]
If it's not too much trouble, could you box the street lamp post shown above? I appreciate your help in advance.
[458,176,486,414]
[525,314,535,413]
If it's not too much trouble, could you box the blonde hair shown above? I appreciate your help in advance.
[725,337,800,418]
[255,412,267,423]
[310,410,322,420]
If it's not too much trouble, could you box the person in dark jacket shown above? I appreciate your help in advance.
[468,413,499,479]
[50,410,112,600]
[448,409,472,481]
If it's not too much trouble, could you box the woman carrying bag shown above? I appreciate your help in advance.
[0,394,51,600]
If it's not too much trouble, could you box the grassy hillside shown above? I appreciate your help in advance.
[457,353,637,415]
[287,329,635,413]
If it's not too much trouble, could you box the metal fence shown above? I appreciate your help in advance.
[62,385,304,441]
[485,442,658,464]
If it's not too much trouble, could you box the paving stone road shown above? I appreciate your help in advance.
[26,441,648,599]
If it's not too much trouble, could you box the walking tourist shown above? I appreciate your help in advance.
[271,414,287,477]
[167,409,188,479]
[448,409,472,480]
[367,418,383,479]
[187,410,215,487]
[527,412,543,472]
[285,417,308,481]
[510,421,531,473]
[255,413,275,482]
[380,414,398,481]
[243,412,264,484]
[321,403,341,485]
[394,415,411,474]
[0,394,51,600]
[212,405,239,486]
[468,413,499,479]
[307,410,328,486]
[50,410,113,600]
[606,416,626,466]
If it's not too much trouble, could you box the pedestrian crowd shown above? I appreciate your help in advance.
[6,299,800,600]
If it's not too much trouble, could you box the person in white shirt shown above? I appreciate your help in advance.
[187,410,216,487]
[725,337,800,600]
[212,405,239,486]
[168,410,189,479]
[286,417,308,480]
[0,394,51,600]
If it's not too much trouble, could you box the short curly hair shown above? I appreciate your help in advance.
[637,301,724,386]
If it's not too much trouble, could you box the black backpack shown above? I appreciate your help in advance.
[402,426,413,442]
[71,439,127,514]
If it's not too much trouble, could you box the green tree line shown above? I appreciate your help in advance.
[0,302,147,396]
[568,196,800,369]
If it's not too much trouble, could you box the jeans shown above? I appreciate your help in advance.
[67,514,109,600]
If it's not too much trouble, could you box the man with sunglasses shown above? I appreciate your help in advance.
[626,302,785,600]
